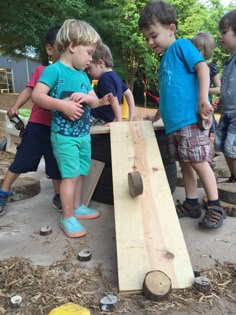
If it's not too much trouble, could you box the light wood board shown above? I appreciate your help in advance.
[82,159,105,206]
[110,121,194,292]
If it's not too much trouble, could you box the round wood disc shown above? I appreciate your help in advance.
[143,270,172,301]
[193,276,211,293]
[202,195,236,217]
[40,226,52,236]
[128,171,143,197]
[218,183,236,205]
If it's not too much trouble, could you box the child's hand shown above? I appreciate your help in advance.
[70,92,95,105]
[101,92,114,106]
[198,100,213,119]
[60,100,84,120]
[7,107,18,118]
[143,115,156,122]
[211,98,220,111]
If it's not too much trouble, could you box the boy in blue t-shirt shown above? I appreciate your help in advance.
[32,19,113,238]
[138,1,225,229]
[87,43,136,125]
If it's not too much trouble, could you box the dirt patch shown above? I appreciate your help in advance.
[0,257,235,315]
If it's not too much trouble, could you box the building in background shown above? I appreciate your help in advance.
[0,55,40,93]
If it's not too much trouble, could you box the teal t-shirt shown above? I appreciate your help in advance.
[38,61,93,137]
[158,39,204,134]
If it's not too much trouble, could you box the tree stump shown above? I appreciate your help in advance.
[143,270,172,301]
[218,183,236,205]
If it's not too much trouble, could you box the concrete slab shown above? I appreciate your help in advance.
[1,158,235,273]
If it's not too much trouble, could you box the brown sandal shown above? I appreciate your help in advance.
[176,200,202,218]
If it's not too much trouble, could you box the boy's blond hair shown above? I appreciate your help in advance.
[92,43,113,67]
[56,19,101,53]
[191,32,215,60]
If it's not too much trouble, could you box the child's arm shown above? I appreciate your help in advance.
[123,89,137,121]
[7,87,32,118]
[70,90,116,109]
[209,73,221,96]
[195,61,213,119]
[32,82,84,121]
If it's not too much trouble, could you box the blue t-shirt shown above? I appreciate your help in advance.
[38,61,93,137]
[91,70,128,122]
[158,39,204,134]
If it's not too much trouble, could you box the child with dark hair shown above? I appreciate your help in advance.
[138,1,225,229]
[0,26,67,215]
[214,10,236,183]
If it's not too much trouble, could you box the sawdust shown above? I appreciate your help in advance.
[0,257,235,315]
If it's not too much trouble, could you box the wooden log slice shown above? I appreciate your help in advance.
[218,183,236,205]
[128,171,143,197]
[202,195,236,217]
[143,270,172,301]
[193,276,211,294]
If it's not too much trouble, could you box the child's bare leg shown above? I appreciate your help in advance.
[74,176,83,209]
[52,178,61,194]
[191,161,218,200]
[180,161,198,198]
[60,177,77,219]
[73,175,100,220]
[176,161,201,218]
[191,161,224,229]
[1,171,19,192]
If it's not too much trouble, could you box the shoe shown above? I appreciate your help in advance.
[59,216,86,238]
[199,205,225,229]
[52,194,62,211]
[74,204,100,220]
[176,200,202,218]
[0,190,10,215]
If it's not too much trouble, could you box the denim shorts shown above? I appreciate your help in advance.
[51,133,91,178]
[214,112,236,158]
[167,123,211,163]
[9,122,61,179]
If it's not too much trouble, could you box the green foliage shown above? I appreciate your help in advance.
[1,0,236,98]
[0,0,86,64]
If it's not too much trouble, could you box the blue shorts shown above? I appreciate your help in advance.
[51,133,91,178]
[167,123,211,163]
[9,122,61,179]
[214,112,236,158]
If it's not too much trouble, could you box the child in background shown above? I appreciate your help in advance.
[32,19,113,238]
[0,26,65,215]
[138,1,225,229]
[192,32,221,134]
[214,10,236,183]
[87,43,137,125]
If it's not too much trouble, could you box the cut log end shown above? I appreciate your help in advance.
[218,182,236,205]
[128,171,143,197]
[193,276,211,294]
[143,270,172,301]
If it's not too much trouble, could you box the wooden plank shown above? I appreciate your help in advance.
[90,119,164,135]
[110,121,194,292]
[82,159,105,206]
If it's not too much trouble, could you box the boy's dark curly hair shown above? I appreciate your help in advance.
[138,1,178,30]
